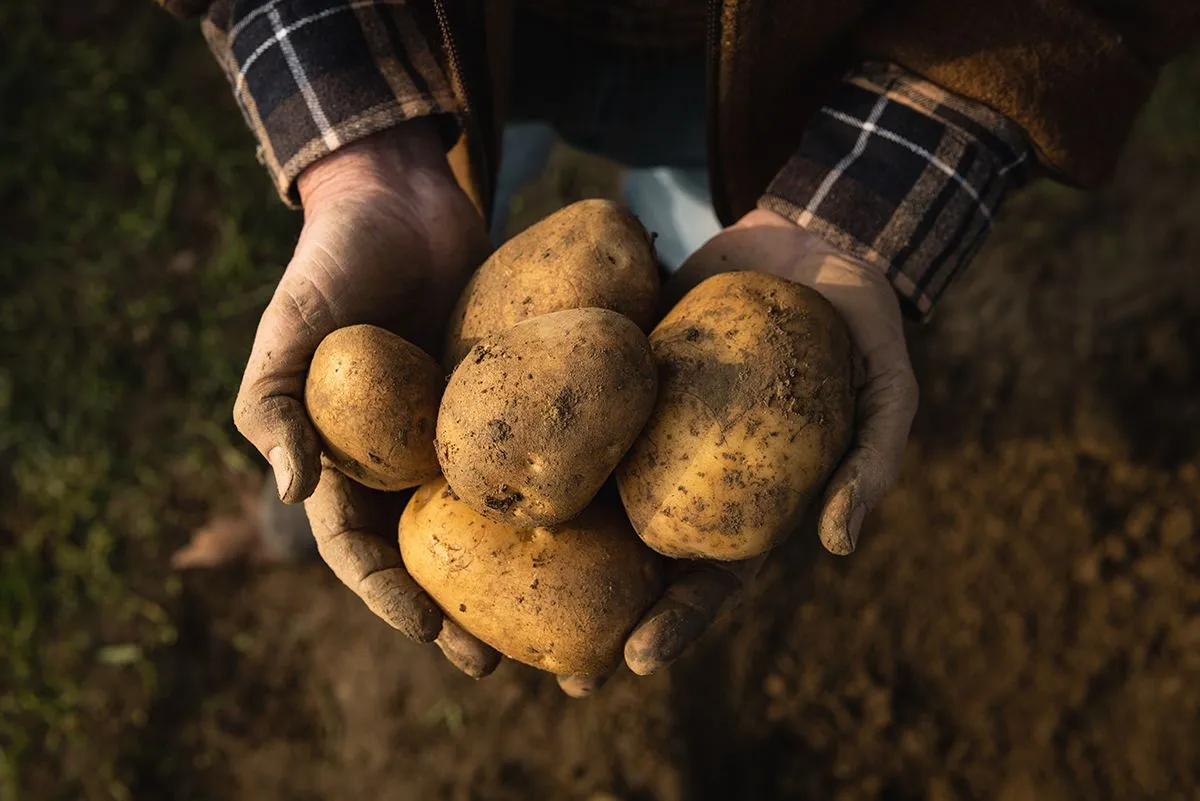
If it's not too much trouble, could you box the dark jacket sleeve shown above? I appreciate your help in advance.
[159,0,458,206]
[853,0,1200,187]
[762,1,1198,320]
[760,63,1033,321]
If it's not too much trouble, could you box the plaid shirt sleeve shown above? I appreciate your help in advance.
[188,0,458,207]
[759,63,1034,321]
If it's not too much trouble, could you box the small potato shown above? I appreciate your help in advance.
[437,308,657,526]
[304,324,442,491]
[399,477,665,676]
[443,199,660,369]
[617,271,856,561]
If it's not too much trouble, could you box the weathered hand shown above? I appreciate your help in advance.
[667,207,918,555]
[233,121,491,642]
[555,207,918,694]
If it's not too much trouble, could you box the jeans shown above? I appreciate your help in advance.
[490,12,722,272]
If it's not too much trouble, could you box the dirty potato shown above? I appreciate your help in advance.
[616,271,856,561]
[443,199,660,369]
[437,307,657,526]
[304,324,442,491]
[399,477,665,676]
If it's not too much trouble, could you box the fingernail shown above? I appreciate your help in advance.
[558,673,608,698]
[267,446,293,502]
[436,620,501,677]
[413,595,443,643]
[848,504,867,551]
[437,639,497,679]
[625,609,706,676]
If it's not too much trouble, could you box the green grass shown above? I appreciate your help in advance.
[0,5,295,798]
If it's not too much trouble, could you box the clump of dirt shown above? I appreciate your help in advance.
[547,386,580,430]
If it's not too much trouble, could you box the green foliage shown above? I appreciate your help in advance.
[0,4,295,798]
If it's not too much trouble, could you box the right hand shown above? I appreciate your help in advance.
[233,121,495,653]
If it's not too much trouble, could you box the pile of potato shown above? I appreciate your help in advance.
[304,200,856,678]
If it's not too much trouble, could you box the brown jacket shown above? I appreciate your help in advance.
[428,0,1198,222]
[166,0,1196,317]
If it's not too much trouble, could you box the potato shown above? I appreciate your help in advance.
[304,324,442,491]
[443,199,660,369]
[437,307,657,526]
[616,271,856,561]
[399,477,665,676]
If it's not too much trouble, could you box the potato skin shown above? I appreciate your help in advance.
[443,199,660,369]
[304,324,442,491]
[399,478,665,676]
[437,307,657,527]
[616,271,856,561]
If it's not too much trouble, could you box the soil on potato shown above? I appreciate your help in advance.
[156,121,1200,801]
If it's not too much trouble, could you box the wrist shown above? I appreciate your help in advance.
[737,207,799,232]
[730,207,858,279]
[296,119,455,213]
[731,208,900,321]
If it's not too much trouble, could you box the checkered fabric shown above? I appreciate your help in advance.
[761,63,1034,321]
[177,1,1033,319]
[199,0,458,206]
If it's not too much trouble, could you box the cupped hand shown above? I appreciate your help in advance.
[553,206,919,695]
[233,120,491,642]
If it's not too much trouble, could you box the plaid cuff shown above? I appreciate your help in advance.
[760,63,1033,321]
[201,0,458,207]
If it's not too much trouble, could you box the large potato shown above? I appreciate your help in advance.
[616,271,856,561]
[437,307,657,526]
[399,478,665,676]
[443,199,660,369]
[304,324,442,491]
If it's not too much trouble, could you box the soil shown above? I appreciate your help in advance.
[152,129,1200,799]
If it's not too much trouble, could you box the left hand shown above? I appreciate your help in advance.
[558,207,920,695]
[442,208,920,696]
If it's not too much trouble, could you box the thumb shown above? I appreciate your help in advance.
[234,260,338,504]
[818,336,918,554]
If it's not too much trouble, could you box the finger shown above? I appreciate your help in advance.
[306,463,441,641]
[624,558,764,676]
[818,334,919,555]
[556,673,609,698]
[436,619,501,679]
[234,215,378,506]
[233,266,341,503]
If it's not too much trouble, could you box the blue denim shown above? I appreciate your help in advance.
[491,12,722,271]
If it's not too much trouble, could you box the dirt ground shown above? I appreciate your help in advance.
[6,6,1199,800]
[154,92,1200,801]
